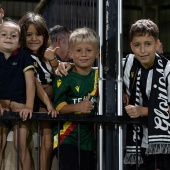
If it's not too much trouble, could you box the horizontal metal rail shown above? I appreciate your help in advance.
[0,111,147,124]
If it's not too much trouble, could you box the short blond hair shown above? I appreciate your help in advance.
[69,27,100,49]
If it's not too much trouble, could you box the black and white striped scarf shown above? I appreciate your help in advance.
[124,54,170,165]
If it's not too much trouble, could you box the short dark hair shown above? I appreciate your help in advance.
[129,19,159,41]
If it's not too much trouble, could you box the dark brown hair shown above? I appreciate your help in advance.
[19,12,49,59]
[129,19,159,41]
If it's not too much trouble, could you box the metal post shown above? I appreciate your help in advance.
[117,0,123,170]
[37,120,40,170]
[97,0,104,170]
[105,0,119,169]
[17,120,20,170]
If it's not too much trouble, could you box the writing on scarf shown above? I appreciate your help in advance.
[154,60,170,133]
[133,71,141,142]
[133,125,140,142]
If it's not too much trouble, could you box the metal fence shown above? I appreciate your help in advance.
[40,0,98,31]
[0,112,148,170]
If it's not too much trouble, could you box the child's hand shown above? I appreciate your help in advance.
[19,108,33,121]
[0,106,9,116]
[44,47,60,61]
[55,62,72,77]
[76,93,94,114]
[47,106,59,118]
[125,105,141,118]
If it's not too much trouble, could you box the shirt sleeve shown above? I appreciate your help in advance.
[123,54,135,95]
[20,50,34,72]
[53,76,69,110]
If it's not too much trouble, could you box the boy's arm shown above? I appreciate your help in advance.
[20,69,35,121]
[35,78,58,117]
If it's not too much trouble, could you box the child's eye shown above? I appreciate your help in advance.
[26,33,32,37]
[87,49,92,52]
[76,49,81,52]
[134,44,139,47]
[145,42,151,46]
[0,33,6,37]
[12,34,17,38]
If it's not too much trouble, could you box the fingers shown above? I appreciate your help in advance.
[19,109,33,121]
[55,63,68,77]
[0,107,10,115]
[0,108,4,115]
[55,68,63,77]
[19,111,27,121]
[53,47,60,53]
[48,110,59,118]
[84,93,91,101]
[125,105,140,118]
[60,63,69,76]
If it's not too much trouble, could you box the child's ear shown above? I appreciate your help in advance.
[95,50,100,58]
[130,42,134,53]
[156,39,161,48]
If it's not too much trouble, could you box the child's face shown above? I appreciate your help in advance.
[130,33,158,69]
[0,23,20,53]
[26,24,44,55]
[70,42,99,69]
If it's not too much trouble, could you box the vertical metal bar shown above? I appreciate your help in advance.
[117,0,123,170]
[97,0,104,170]
[17,119,20,170]
[154,155,157,170]
[135,126,138,170]
[78,123,81,170]
[58,122,60,170]
[69,0,73,29]
[92,0,95,29]
[105,0,119,169]
[77,0,79,28]
[37,120,40,170]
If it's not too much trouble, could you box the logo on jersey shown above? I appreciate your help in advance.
[12,62,17,66]
[57,79,62,87]
[75,86,80,92]
[34,62,38,68]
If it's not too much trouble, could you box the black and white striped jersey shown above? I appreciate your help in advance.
[31,54,54,85]
[123,53,170,106]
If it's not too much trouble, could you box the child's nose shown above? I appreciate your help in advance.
[140,45,145,53]
[82,50,87,56]
[32,34,38,40]
[7,34,11,38]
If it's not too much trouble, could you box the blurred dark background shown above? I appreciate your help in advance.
[1,0,170,58]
